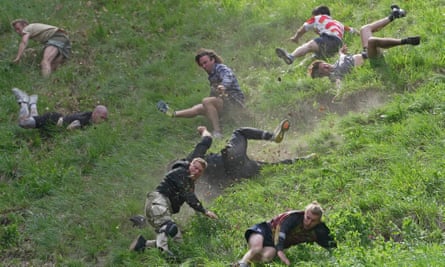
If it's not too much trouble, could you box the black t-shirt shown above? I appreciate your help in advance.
[33,111,92,129]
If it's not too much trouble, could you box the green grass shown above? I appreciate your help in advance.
[1,0,444,266]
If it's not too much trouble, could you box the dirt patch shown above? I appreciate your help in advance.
[289,88,389,133]
[194,87,390,202]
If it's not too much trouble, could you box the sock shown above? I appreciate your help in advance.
[401,37,420,45]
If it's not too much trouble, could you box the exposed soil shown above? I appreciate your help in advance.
[194,87,390,202]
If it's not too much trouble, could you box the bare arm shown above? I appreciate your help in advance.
[204,210,218,219]
[13,33,30,63]
[277,250,291,265]
[290,25,307,43]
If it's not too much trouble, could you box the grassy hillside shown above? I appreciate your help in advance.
[1,0,444,266]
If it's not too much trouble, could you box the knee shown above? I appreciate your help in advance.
[201,97,214,106]
[158,220,179,238]
[360,24,371,34]
[367,37,377,47]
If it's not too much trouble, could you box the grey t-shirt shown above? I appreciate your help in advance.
[329,54,355,82]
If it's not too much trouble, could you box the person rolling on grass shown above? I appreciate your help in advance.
[130,120,317,226]
[12,88,107,130]
[11,19,71,77]
[192,119,316,182]
[275,5,357,65]
[235,201,336,267]
[307,4,420,91]
[156,48,245,138]
[129,156,218,257]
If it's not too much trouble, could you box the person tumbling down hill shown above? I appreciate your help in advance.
[11,19,71,77]
[275,5,358,65]
[129,120,317,226]
[129,149,218,258]
[307,4,420,89]
[12,88,107,130]
[156,48,245,138]
[235,201,336,267]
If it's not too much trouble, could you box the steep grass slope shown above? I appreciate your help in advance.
[0,0,444,266]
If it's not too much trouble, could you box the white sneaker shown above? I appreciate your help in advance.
[12,88,29,104]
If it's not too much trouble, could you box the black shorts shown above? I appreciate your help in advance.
[244,222,274,247]
[313,34,343,59]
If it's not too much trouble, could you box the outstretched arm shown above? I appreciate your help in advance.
[277,250,291,265]
[290,25,307,43]
[13,33,30,63]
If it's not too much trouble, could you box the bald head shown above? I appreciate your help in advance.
[92,105,108,123]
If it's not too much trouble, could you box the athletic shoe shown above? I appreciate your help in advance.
[390,5,406,19]
[275,48,294,65]
[29,95,38,106]
[129,234,146,252]
[156,100,174,117]
[12,88,29,104]
[272,119,290,143]
[405,36,420,45]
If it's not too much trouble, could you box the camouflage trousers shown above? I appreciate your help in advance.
[145,191,183,251]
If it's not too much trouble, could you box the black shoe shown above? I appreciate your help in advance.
[390,4,406,19]
[156,100,174,117]
[129,235,146,252]
[405,36,420,45]
[275,48,294,65]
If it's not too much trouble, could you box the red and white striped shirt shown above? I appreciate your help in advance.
[304,15,352,40]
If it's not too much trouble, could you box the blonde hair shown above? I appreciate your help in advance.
[11,19,29,28]
[305,201,324,217]
[192,157,208,169]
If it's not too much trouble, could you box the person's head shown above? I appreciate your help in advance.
[11,19,29,35]
[189,157,207,180]
[195,48,223,74]
[303,201,323,229]
[312,5,331,16]
[92,105,108,124]
[308,60,332,79]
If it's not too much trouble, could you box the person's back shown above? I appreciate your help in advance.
[306,14,346,41]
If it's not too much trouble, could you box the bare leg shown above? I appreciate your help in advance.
[241,233,277,264]
[41,46,59,77]
[174,103,205,117]
[290,40,319,58]
[360,17,392,49]
[51,54,65,72]
[201,97,223,134]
